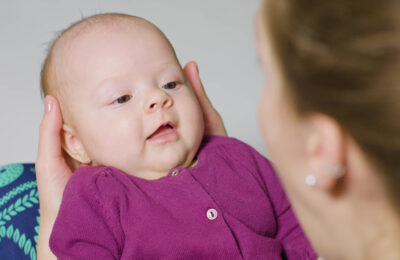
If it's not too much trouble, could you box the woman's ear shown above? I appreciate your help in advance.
[62,124,91,164]
[305,114,346,191]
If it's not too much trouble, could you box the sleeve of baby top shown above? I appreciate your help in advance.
[49,166,124,260]
[241,143,318,260]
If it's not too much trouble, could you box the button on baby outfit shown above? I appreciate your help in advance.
[206,209,218,220]
[171,169,179,176]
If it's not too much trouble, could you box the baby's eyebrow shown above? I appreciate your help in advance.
[94,78,125,100]
[95,80,113,96]
[156,60,182,71]
[158,66,184,77]
[95,76,126,91]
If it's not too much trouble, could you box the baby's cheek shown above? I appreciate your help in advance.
[186,108,204,144]
[186,102,204,128]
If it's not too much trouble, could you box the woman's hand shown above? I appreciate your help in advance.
[36,95,73,260]
[184,61,227,137]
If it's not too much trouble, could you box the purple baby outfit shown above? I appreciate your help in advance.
[50,136,316,259]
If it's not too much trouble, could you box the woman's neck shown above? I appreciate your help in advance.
[335,197,400,260]
[364,207,400,260]
[337,142,400,259]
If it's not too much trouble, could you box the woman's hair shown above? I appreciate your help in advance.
[262,0,400,206]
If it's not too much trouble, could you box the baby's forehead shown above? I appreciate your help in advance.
[59,15,161,49]
[51,14,175,88]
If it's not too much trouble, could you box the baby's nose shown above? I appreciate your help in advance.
[144,90,173,113]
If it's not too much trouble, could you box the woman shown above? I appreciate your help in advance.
[37,0,400,259]
[256,0,400,259]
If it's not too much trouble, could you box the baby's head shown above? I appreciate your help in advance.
[41,13,204,179]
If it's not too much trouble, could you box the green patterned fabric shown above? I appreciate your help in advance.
[0,163,39,260]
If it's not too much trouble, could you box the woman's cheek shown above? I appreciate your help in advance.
[258,88,274,144]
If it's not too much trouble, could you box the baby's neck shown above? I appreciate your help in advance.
[122,157,199,181]
[187,158,198,168]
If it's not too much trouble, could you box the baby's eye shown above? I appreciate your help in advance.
[162,82,177,90]
[113,95,132,104]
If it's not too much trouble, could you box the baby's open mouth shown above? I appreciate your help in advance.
[147,122,176,140]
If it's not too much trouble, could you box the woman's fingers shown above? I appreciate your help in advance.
[36,95,72,213]
[183,61,227,136]
[37,96,63,167]
[36,95,73,260]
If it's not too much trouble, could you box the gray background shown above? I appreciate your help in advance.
[0,0,265,165]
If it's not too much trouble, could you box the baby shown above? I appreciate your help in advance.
[43,13,317,259]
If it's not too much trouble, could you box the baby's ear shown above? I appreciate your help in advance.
[62,124,91,164]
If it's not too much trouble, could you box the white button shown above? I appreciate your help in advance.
[171,169,179,176]
[206,209,218,220]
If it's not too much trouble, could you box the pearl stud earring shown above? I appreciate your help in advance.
[305,174,317,186]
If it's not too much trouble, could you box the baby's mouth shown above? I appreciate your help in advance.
[147,122,177,140]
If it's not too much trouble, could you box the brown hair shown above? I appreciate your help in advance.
[262,0,400,205]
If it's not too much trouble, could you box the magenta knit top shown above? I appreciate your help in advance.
[50,136,317,259]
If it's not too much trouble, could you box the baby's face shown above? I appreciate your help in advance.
[59,22,204,179]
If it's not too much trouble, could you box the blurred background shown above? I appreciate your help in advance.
[0,0,264,165]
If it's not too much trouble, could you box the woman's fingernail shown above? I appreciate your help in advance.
[44,96,52,113]
[195,63,199,74]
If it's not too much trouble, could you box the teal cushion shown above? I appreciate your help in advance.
[0,163,39,260]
